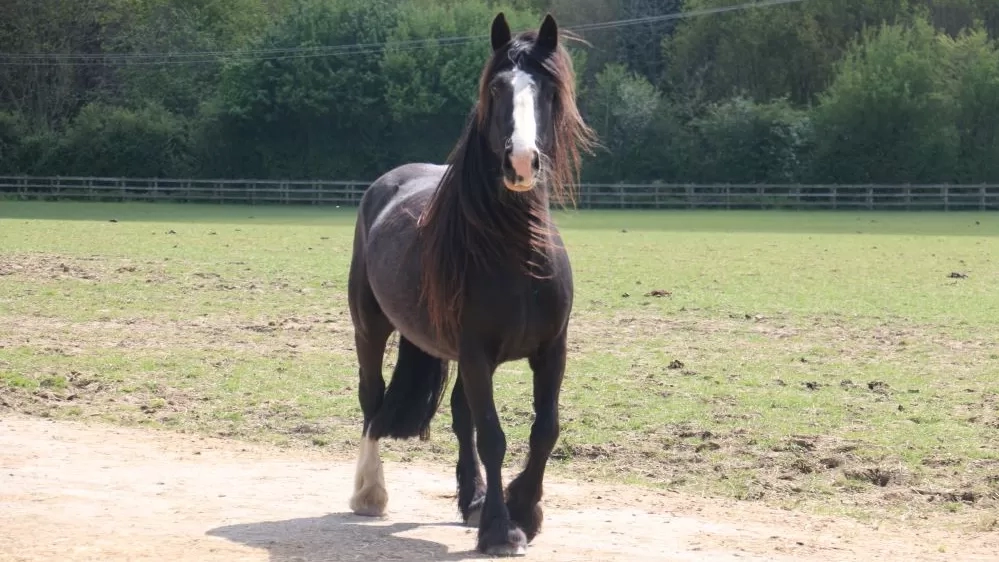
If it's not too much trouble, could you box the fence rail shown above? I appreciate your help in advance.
[3,176,999,211]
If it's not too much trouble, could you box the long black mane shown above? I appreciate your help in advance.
[416,29,595,348]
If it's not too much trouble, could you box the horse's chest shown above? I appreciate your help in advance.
[463,280,568,356]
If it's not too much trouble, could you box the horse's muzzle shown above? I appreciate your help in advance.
[503,147,540,191]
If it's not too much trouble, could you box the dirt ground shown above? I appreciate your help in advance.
[1,414,996,562]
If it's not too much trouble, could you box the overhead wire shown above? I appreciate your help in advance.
[0,0,810,67]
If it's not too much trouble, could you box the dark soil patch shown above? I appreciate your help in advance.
[867,381,892,395]
[643,289,672,298]
[844,467,907,488]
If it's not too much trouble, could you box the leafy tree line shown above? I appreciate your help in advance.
[1,0,997,184]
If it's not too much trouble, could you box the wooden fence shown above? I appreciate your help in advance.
[3,176,999,211]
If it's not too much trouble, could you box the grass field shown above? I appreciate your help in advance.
[2,201,998,524]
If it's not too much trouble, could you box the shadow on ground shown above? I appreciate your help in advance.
[207,512,485,562]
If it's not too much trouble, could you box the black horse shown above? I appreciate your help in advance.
[346,12,595,556]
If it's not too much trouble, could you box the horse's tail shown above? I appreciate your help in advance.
[366,335,450,441]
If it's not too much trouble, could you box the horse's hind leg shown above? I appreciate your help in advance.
[505,335,566,542]
[348,322,392,516]
[347,257,393,517]
[451,373,486,525]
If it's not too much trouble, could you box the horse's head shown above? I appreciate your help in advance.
[477,13,592,195]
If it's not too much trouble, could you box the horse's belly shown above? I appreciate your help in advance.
[364,197,458,361]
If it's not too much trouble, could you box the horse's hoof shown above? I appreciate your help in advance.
[479,527,528,557]
[349,485,388,517]
[463,497,485,527]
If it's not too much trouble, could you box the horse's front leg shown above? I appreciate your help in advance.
[451,374,486,525]
[459,349,527,556]
[505,334,566,542]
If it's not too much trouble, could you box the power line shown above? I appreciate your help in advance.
[574,0,807,32]
[0,0,810,67]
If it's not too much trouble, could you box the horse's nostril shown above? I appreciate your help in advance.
[531,152,540,171]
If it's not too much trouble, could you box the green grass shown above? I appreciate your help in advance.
[2,200,998,521]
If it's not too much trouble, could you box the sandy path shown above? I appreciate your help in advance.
[0,414,995,562]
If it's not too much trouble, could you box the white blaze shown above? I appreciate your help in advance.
[508,69,538,187]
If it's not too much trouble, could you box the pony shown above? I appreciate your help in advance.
[345,12,595,556]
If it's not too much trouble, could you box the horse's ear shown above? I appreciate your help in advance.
[491,12,511,52]
[537,13,559,51]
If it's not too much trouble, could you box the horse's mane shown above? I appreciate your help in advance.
[416,28,596,348]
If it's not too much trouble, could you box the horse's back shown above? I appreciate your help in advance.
[356,163,446,234]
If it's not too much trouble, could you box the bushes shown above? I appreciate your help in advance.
[583,64,688,183]
[690,97,812,183]
[806,18,999,183]
[45,103,193,177]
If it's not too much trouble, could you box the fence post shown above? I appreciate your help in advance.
[980,184,987,211]
[943,184,949,212]
[866,185,873,210]
[904,184,911,211]
[831,185,838,210]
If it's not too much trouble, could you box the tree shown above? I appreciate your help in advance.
[206,0,400,179]
[0,0,125,129]
[582,63,691,182]
[0,111,27,174]
[663,0,922,107]
[109,0,271,117]
[808,18,958,183]
[941,27,999,182]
